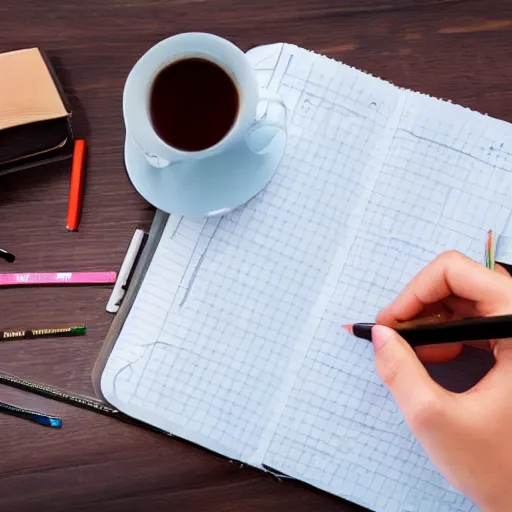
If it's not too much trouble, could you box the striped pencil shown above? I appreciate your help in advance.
[486,230,495,271]
[0,325,86,341]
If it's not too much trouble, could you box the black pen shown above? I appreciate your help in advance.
[346,314,512,348]
[0,248,15,263]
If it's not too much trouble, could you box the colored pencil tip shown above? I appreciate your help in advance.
[342,324,353,335]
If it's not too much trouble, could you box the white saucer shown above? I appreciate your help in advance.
[125,125,286,217]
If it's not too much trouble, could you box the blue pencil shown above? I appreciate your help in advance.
[0,400,62,428]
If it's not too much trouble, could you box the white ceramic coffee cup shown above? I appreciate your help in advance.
[123,32,286,168]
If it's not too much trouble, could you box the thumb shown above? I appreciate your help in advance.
[372,325,452,431]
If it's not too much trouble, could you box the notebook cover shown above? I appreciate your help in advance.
[0,48,74,176]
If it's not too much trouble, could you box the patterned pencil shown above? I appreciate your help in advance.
[485,230,495,271]
[0,325,86,341]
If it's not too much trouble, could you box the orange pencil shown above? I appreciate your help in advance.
[66,139,86,231]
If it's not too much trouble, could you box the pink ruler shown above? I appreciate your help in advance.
[0,271,117,287]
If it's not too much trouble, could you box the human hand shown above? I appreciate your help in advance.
[372,251,512,511]
[381,257,511,364]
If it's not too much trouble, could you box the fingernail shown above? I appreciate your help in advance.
[371,325,393,352]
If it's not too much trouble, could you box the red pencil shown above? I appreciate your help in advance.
[66,139,86,231]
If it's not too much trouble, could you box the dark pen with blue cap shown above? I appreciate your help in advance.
[0,401,62,428]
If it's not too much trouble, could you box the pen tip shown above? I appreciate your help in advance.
[342,324,353,335]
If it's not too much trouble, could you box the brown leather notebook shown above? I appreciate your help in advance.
[0,48,74,176]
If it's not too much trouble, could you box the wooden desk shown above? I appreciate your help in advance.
[0,0,511,510]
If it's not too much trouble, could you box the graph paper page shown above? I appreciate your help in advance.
[258,45,512,511]
[101,43,512,509]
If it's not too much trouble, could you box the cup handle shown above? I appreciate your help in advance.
[245,89,287,155]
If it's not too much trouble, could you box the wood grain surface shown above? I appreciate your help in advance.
[0,0,511,510]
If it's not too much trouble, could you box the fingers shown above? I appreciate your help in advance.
[377,251,512,325]
[442,296,480,318]
[377,298,449,327]
[380,302,463,363]
[415,343,464,363]
[372,325,453,432]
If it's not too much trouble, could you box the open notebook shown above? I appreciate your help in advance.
[99,44,512,511]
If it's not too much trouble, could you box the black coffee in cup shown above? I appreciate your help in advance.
[150,58,239,152]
